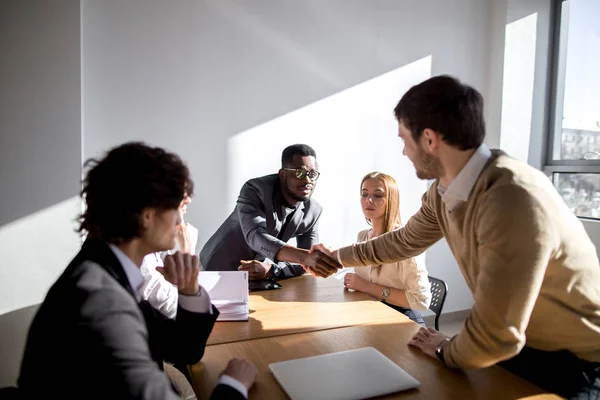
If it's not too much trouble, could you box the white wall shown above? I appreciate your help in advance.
[500,0,553,169]
[82,0,509,314]
[0,0,82,386]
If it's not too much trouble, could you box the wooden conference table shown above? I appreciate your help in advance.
[189,275,559,399]
[205,274,405,346]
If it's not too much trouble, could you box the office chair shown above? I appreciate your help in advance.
[428,276,448,331]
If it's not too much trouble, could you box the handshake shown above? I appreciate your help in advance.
[301,243,343,278]
[238,243,343,280]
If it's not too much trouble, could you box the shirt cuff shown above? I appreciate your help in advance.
[216,375,248,398]
[178,287,213,314]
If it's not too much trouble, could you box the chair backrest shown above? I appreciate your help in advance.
[0,304,39,390]
[164,363,196,400]
[428,276,448,331]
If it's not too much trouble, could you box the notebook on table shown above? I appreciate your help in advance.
[269,347,420,400]
[197,271,249,321]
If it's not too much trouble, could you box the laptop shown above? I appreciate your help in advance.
[269,347,420,400]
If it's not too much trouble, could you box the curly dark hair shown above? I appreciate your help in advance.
[77,142,194,244]
[394,75,485,151]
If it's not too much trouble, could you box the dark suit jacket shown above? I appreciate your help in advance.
[200,174,323,278]
[17,239,243,400]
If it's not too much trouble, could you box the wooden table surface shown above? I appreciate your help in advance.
[207,275,411,346]
[192,323,560,400]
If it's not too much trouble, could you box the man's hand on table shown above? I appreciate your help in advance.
[238,259,270,280]
[221,358,258,391]
[408,327,450,360]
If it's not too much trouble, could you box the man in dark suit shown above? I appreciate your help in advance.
[200,144,342,280]
[17,142,256,399]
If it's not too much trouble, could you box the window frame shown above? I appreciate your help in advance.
[543,0,600,220]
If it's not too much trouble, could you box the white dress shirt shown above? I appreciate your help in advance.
[437,143,492,211]
[140,253,180,319]
[108,244,248,399]
[139,223,201,319]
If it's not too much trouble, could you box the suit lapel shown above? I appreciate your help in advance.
[271,179,284,236]
[79,238,138,301]
[79,239,163,367]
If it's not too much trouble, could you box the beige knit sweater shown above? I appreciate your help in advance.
[339,150,600,369]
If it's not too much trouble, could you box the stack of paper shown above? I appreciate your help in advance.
[197,271,249,321]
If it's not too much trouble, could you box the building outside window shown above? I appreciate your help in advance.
[545,0,600,219]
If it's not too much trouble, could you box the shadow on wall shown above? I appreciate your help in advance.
[226,56,432,251]
[82,0,496,251]
[0,304,39,387]
[224,55,474,314]
[0,0,81,229]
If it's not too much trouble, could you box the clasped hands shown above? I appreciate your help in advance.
[302,243,343,278]
[237,244,342,281]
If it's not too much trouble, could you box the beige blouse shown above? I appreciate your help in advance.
[353,229,431,311]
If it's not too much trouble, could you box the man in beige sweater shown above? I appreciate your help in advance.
[310,76,600,398]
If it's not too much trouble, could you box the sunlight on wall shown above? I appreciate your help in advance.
[0,197,81,316]
[227,56,432,251]
[500,13,538,162]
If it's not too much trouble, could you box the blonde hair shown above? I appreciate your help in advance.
[360,172,401,234]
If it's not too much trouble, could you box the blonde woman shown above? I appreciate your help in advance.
[343,172,431,325]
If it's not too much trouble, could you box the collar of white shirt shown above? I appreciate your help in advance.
[108,243,144,303]
[437,143,492,212]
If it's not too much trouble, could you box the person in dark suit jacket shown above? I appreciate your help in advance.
[17,142,257,399]
[200,144,342,280]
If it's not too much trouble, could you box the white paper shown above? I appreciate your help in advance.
[198,271,249,321]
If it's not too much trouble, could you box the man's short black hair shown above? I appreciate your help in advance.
[281,144,317,168]
[78,142,193,244]
[394,75,485,150]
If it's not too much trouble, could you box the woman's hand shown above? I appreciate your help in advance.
[343,273,368,292]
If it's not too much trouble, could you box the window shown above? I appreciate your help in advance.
[552,173,600,218]
[545,0,600,219]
